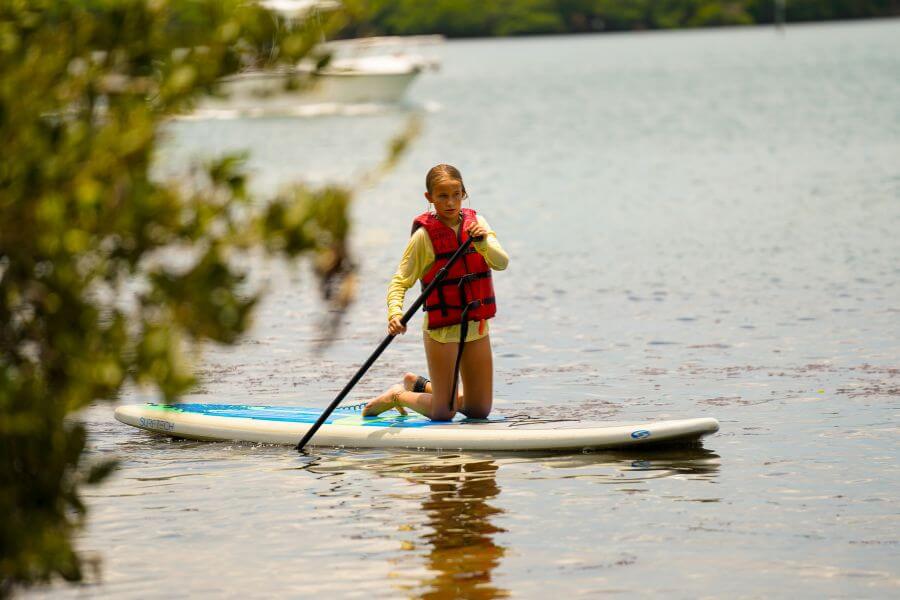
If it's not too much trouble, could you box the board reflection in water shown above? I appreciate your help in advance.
[306,453,508,598]
[304,446,719,598]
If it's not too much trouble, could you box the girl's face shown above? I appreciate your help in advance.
[425,178,464,224]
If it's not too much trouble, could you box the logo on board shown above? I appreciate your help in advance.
[630,429,651,440]
[139,417,175,431]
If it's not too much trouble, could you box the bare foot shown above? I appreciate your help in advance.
[362,384,407,417]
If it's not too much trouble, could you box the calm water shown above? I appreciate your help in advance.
[35,20,899,598]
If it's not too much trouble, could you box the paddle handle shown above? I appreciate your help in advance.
[296,235,480,451]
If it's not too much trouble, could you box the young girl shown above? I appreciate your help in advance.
[362,164,509,421]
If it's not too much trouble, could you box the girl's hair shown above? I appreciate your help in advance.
[425,164,468,199]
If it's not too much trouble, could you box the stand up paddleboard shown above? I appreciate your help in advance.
[115,403,719,451]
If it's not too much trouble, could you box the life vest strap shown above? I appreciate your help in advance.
[424,296,495,313]
[421,271,491,290]
[434,246,478,260]
[435,271,492,288]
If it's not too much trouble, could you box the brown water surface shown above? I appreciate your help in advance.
[30,19,899,598]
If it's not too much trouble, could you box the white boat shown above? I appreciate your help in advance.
[213,41,439,107]
[198,1,442,114]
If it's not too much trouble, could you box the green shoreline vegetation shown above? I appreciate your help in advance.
[341,0,899,38]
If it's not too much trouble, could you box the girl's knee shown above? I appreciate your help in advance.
[430,408,456,422]
[459,390,492,420]
[462,407,491,420]
[428,389,456,421]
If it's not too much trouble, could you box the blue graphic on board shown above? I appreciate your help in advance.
[145,404,502,428]
[630,429,651,439]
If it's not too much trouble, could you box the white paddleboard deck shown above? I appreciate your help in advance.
[115,403,719,451]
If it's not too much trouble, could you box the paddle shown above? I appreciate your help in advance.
[296,234,482,452]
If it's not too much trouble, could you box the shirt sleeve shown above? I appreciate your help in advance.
[472,215,509,271]
[386,228,435,321]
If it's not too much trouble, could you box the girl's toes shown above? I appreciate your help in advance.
[362,393,389,417]
[362,385,405,417]
[361,401,382,417]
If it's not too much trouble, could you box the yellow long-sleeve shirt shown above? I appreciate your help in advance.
[387,214,509,343]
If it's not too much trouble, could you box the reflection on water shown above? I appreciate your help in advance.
[523,447,721,484]
[306,453,509,598]
[177,100,443,122]
[26,19,900,599]
[409,457,506,600]
[302,446,719,598]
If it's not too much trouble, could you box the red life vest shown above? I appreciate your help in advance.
[411,208,497,330]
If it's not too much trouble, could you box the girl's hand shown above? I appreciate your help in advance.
[388,317,407,336]
[467,221,488,241]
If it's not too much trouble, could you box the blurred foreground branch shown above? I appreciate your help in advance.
[0,0,412,592]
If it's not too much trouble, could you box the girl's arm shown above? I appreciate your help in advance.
[386,228,434,322]
[471,215,509,271]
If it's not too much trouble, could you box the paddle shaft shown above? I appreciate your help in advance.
[296,235,480,451]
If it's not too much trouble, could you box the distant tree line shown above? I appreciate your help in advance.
[341,0,899,37]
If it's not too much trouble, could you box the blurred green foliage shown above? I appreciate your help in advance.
[0,0,404,593]
[343,0,898,37]
[0,0,892,594]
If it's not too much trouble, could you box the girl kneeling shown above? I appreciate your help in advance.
[362,164,508,420]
